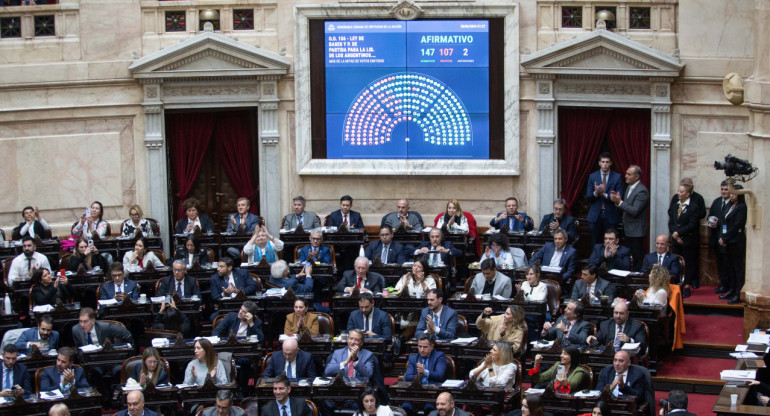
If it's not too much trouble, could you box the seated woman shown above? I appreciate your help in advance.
[284,298,320,336]
[476,305,526,355]
[635,264,671,313]
[469,341,518,387]
[131,347,169,387]
[434,199,469,233]
[175,198,214,235]
[122,237,164,271]
[72,201,109,239]
[507,395,553,416]
[183,338,228,385]
[122,205,154,237]
[31,268,71,306]
[69,238,108,272]
[353,386,394,416]
[529,346,589,393]
[172,236,209,267]
[394,258,436,296]
[516,265,548,302]
[479,233,514,269]
[269,260,313,295]
[152,298,193,338]
[243,225,284,264]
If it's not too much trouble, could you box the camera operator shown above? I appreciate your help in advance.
[659,390,696,416]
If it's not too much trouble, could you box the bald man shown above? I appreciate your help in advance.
[586,302,647,353]
[263,338,316,379]
[428,392,471,416]
[597,350,654,410]
[115,391,158,416]
[381,199,424,231]
[640,235,682,281]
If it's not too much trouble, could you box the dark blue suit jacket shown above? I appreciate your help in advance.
[263,350,317,379]
[347,307,392,340]
[157,275,200,298]
[413,241,462,265]
[213,311,263,340]
[640,252,682,280]
[40,365,89,391]
[416,305,458,340]
[327,210,364,228]
[99,279,140,301]
[365,240,407,264]
[537,214,577,242]
[489,212,534,231]
[597,364,653,408]
[115,409,159,416]
[15,327,60,352]
[585,170,623,224]
[1,362,32,393]
[298,244,332,264]
[225,212,261,233]
[404,350,447,383]
[529,242,578,280]
[210,269,258,301]
[587,244,632,271]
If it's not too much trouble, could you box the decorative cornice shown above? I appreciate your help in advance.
[554,47,653,69]
[158,49,262,71]
[557,82,650,96]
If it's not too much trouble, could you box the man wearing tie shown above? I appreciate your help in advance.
[209,257,258,301]
[100,262,140,302]
[489,197,534,232]
[537,199,577,242]
[283,196,321,230]
[261,374,312,416]
[570,264,616,303]
[586,302,647,353]
[709,181,732,294]
[335,257,385,294]
[8,236,51,284]
[298,231,332,264]
[263,338,316,379]
[324,329,374,380]
[115,390,160,416]
[347,292,391,340]
[529,229,578,281]
[225,197,261,233]
[158,260,201,298]
[640,235,682,281]
[365,225,407,265]
[327,195,365,229]
[416,289,459,340]
[0,345,31,396]
[597,350,654,411]
[587,229,632,271]
[413,228,462,267]
[39,347,90,392]
[610,165,650,271]
[585,152,623,245]
[404,334,446,383]
[541,300,591,346]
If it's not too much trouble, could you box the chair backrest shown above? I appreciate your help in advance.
[316,312,335,336]
[205,247,216,264]
[391,406,408,416]
[240,397,259,416]
[249,272,263,292]
[102,319,127,329]
[542,279,562,315]
[456,315,468,336]
[121,355,143,383]
[154,277,164,296]
[463,276,474,293]
[59,253,72,272]
[323,214,330,226]
[444,355,456,379]
[305,399,319,416]
[509,247,528,268]
[673,253,685,285]
[260,351,273,376]
[587,321,597,336]
[1,328,27,350]
[579,364,594,389]
[150,249,167,265]
[145,218,161,236]
[218,351,236,382]
[212,314,227,331]
[635,319,650,354]
[428,273,443,291]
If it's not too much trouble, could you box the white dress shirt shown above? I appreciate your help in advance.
[8,252,51,284]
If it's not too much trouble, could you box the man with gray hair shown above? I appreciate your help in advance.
[268,260,313,295]
[201,389,245,416]
[335,257,385,294]
[158,260,201,298]
[538,198,577,242]
[668,178,706,288]
[115,391,158,416]
[283,196,321,229]
[610,164,650,271]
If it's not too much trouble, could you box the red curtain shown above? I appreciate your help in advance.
[558,108,613,214]
[167,112,217,219]
[607,109,651,189]
[214,111,259,214]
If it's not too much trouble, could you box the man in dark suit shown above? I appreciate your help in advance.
[412,228,462,267]
[201,390,244,416]
[210,257,258,301]
[428,392,472,416]
[324,329,375,380]
[416,289,458,340]
[610,165,650,271]
[587,302,646,353]
[597,351,654,415]
[212,301,263,340]
[570,264,616,303]
[586,152,624,245]
[661,390,697,416]
[365,225,407,264]
[489,197,534,232]
[262,374,312,416]
[347,292,392,340]
[225,197,261,233]
[263,338,316,379]
[587,228,632,271]
[158,260,202,298]
[670,178,707,290]
[13,205,51,240]
[640,235,682,281]
[327,195,365,228]
[73,307,134,346]
[709,181,731,294]
[0,345,32,395]
[15,315,59,353]
[537,198,577,242]
[100,262,140,302]
[529,229,578,281]
[335,257,385,294]
[541,300,591,346]
[283,196,321,230]
[298,231,332,264]
[381,199,424,231]
[405,334,446,383]
[668,182,703,297]
[40,347,90,392]
[115,391,159,416]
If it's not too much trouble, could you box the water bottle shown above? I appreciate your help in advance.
[359,245,365,258]
[3,294,11,315]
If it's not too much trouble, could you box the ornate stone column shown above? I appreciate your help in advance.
[650,80,672,247]
[535,76,556,218]
[257,78,281,235]
[141,81,171,252]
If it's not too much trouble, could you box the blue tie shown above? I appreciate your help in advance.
[286,361,292,379]
[4,368,11,390]
[433,313,439,327]
[87,332,93,345]
[177,282,182,295]
[116,284,122,294]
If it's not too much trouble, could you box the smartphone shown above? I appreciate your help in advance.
[85,206,92,218]
[557,365,565,378]
[165,295,171,304]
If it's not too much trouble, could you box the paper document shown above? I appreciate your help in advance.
[450,337,477,344]
[621,342,641,351]
[98,299,118,306]
[150,296,165,304]
[608,269,632,277]
[525,388,546,394]
[748,333,770,345]
[541,266,562,273]
[730,352,760,359]
[441,380,465,388]
[720,370,756,382]
[493,295,509,301]
[79,345,101,352]
[40,390,65,400]
[32,305,54,312]
[313,377,331,386]
[735,344,748,351]
[531,340,554,348]
[265,288,287,297]
[193,336,220,344]
[574,390,601,397]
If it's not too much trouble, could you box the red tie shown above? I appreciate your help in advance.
[356,277,362,289]
[347,361,355,377]
[344,214,348,225]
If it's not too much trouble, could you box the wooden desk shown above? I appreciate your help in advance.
[179,381,237,414]
[0,388,102,416]
[120,384,178,416]
[389,380,512,416]
[712,385,770,416]
[254,378,313,409]
[532,388,640,416]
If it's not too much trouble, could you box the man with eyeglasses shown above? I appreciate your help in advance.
[298,231,332,264]
[537,198,577,242]
[100,262,140,302]
[201,389,244,416]
[158,260,201,298]
[364,225,407,265]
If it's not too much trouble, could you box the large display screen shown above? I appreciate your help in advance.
[324,20,490,159]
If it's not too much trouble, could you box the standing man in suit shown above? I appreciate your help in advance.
[324,329,375,380]
[0,345,32,395]
[570,264,616,303]
[40,347,90,392]
[347,292,392,340]
[428,392,471,416]
[327,195,364,228]
[587,229,632,271]
[298,231,332,264]
[14,205,51,240]
[100,262,140,302]
[365,225,406,265]
[541,300,591,346]
[676,178,707,289]
[586,302,646,353]
[537,199,577,242]
[381,199,424,231]
[115,391,159,416]
[335,257,385,294]
[226,197,261,233]
[668,183,702,297]
[640,235,682,281]
[597,350,654,411]
[283,196,321,229]
[210,257,258,301]
[586,152,624,245]
[416,289,458,340]
[201,390,244,416]
[263,338,316,379]
[529,229,578,281]
[610,165,650,271]
[15,315,59,353]
[158,260,201,298]
[660,390,697,416]
[489,197,534,232]
[262,374,312,416]
[413,228,462,267]
[709,181,731,294]
[469,259,513,298]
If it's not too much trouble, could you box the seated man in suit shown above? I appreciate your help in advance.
[489,197,534,232]
[660,390,696,416]
[335,257,385,294]
[640,234,682,282]
[324,329,374,380]
[15,314,59,353]
[269,260,313,295]
[225,197,261,233]
[413,228,462,267]
[570,264,616,303]
[405,333,446,383]
[347,292,392,340]
[158,260,202,298]
[538,198,577,242]
[541,300,591,346]
[587,302,647,353]
[100,262,140,302]
[429,392,472,416]
[210,257,258,301]
[40,347,90,392]
[213,301,264,340]
[74,307,134,346]
[283,196,321,229]
[381,199,424,231]
[201,390,244,416]
[116,391,159,416]
[416,289,458,340]
[263,338,317,379]
[14,205,51,240]
[529,228,578,281]
[365,225,407,265]
[327,195,364,229]
[469,258,513,298]
[298,231,332,264]
[262,374,312,416]
[0,344,32,395]
[587,228,632,271]
[597,350,654,409]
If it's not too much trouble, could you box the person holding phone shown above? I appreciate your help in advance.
[269,260,313,295]
[72,201,109,239]
[30,268,71,307]
[70,238,108,272]
[528,345,589,393]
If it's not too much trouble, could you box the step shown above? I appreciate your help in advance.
[684,300,744,317]
[652,376,725,395]
[680,342,737,359]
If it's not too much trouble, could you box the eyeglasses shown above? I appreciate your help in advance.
[310,237,321,241]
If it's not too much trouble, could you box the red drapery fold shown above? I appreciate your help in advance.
[558,108,613,214]
[167,112,217,219]
[607,109,651,189]
[214,111,259,214]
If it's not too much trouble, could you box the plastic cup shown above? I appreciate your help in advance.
[730,393,738,407]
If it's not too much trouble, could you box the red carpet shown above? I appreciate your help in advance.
[684,314,744,345]
[656,355,734,380]
[655,391,716,415]
[685,285,728,304]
